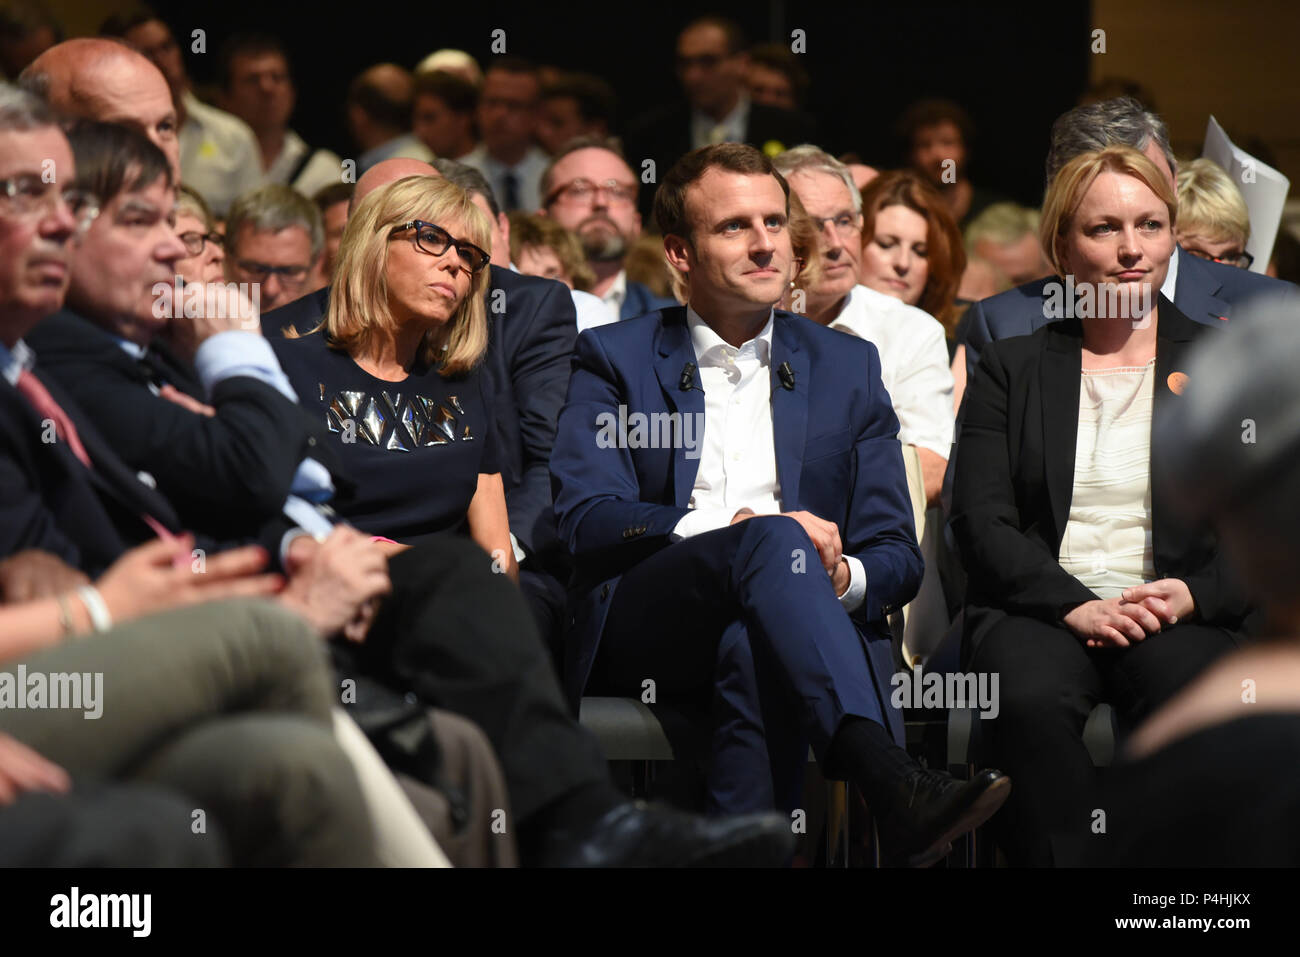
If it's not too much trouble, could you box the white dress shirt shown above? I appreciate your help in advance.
[828,284,955,459]
[178,91,264,217]
[671,308,866,611]
[573,288,617,334]
[600,269,629,317]
[1162,246,1180,302]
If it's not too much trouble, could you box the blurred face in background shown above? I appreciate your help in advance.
[859,203,930,306]
[974,232,1051,286]
[747,63,794,111]
[173,211,226,284]
[786,168,862,312]
[910,120,965,187]
[477,69,539,160]
[676,24,746,116]
[516,244,571,287]
[223,50,295,136]
[543,148,641,263]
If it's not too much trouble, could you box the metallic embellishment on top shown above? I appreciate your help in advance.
[319,386,472,451]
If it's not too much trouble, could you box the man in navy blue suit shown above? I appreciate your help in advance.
[962,97,1298,381]
[550,143,1010,866]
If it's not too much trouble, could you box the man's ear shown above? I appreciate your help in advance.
[663,233,692,275]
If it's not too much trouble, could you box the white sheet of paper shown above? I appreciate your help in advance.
[1201,116,1290,273]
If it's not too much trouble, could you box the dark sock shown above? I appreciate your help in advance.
[517,782,625,865]
[825,717,918,813]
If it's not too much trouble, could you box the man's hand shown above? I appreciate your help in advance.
[781,510,843,574]
[0,551,89,604]
[164,280,262,362]
[1063,596,1164,648]
[1121,579,1196,626]
[0,733,70,806]
[95,535,284,624]
[278,527,391,639]
[157,383,215,417]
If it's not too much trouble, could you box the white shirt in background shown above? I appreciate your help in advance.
[828,284,955,459]
[178,90,264,217]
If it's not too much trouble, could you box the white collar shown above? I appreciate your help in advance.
[0,338,35,387]
[1162,246,1180,301]
[687,305,773,365]
[602,269,629,307]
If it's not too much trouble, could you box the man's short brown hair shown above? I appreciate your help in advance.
[652,142,789,244]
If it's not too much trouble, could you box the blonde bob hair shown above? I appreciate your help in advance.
[1039,145,1177,278]
[1176,157,1251,247]
[319,175,491,377]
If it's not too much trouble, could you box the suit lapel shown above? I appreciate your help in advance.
[1151,296,1199,569]
[653,308,705,507]
[771,314,809,510]
[1174,246,1231,324]
[1041,320,1082,541]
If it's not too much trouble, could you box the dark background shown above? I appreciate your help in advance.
[148,0,1092,206]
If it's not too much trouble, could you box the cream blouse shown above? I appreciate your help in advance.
[1057,359,1158,598]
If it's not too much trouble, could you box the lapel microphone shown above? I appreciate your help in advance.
[778,361,796,391]
[679,362,697,392]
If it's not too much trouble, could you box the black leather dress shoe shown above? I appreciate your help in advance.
[878,768,1011,868]
[536,801,796,868]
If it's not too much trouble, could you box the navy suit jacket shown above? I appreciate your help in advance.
[262,265,577,564]
[620,280,677,322]
[0,364,182,575]
[550,306,924,700]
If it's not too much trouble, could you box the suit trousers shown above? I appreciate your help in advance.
[587,516,898,814]
[968,612,1239,866]
[0,599,379,866]
[340,534,610,827]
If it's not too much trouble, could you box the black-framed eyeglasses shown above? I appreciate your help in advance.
[233,258,312,286]
[1,175,100,233]
[1186,247,1254,270]
[177,230,224,256]
[389,220,490,273]
[543,178,638,208]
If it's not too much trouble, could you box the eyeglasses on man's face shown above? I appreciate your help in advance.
[232,258,312,286]
[0,175,100,233]
[389,220,490,273]
[544,178,638,209]
[811,211,864,240]
[177,230,224,257]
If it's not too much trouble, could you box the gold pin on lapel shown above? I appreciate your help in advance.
[1167,371,1189,395]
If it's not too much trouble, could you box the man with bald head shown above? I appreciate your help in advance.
[264,158,578,649]
[20,37,181,179]
[346,63,432,175]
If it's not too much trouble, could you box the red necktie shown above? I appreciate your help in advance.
[15,369,175,542]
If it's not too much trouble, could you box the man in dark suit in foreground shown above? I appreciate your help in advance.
[550,143,1010,865]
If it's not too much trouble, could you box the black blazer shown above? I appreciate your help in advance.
[262,266,578,565]
[950,296,1251,654]
[0,364,182,575]
[25,309,334,542]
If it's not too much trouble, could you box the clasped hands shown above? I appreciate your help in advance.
[1062,578,1197,648]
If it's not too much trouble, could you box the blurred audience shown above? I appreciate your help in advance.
[964,202,1052,286]
[899,98,1005,229]
[100,11,261,216]
[174,184,226,284]
[217,32,341,199]
[0,0,58,79]
[746,42,809,112]
[537,72,616,156]
[415,48,483,87]
[412,69,479,161]
[462,57,547,212]
[346,62,432,174]
[310,181,353,287]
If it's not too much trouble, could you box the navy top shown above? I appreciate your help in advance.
[272,330,497,546]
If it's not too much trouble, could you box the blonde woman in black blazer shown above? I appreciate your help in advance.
[950,146,1251,866]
